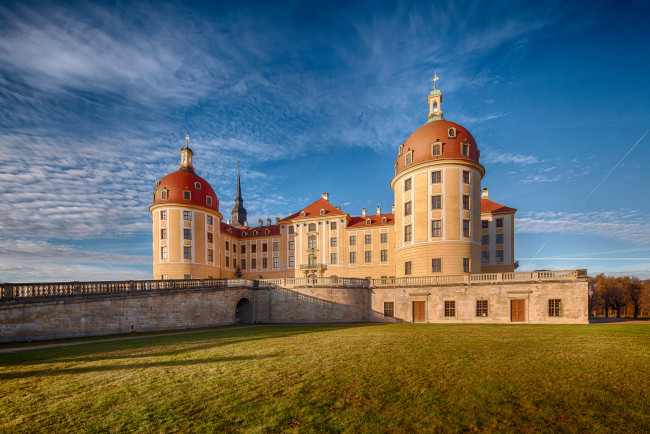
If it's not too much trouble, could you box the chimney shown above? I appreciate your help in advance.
[481,188,489,200]
[258,219,263,227]
[362,208,366,217]
[267,218,272,226]
[244,221,248,227]
[376,206,381,215]
[335,206,340,210]
[322,193,329,201]
[391,204,395,213]
[275,217,280,223]
[226,219,231,225]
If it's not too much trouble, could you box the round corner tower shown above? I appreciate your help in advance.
[391,83,485,277]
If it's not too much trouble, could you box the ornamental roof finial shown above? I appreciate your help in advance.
[185,131,190,148]
[433,70,439,90]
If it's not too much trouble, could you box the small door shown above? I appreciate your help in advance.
[413,301,426,323]
[511,299,526,322]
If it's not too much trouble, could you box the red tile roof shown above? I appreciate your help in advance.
[347,213,394,228]
[279,198,347,222]
[481,199,516,214]
[220,222,281,238]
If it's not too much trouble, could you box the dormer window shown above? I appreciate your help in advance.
[461,141,470,157]
[227,228,232,234]
[161,190,168,200]
[206,196,212,206]
[448,127,456,138]
[156,181,160,189]
[265,229,270,234]
[242,232,248,237]
[405,150,413,166]
[320,209,326,216]
[300,211,306,218]
[398,145,404,156]
[253,230,258,236]
[394,162,398,174]
[183,191,191,200]
[366,218,372,225]
[431,142,442,157]
[381,216,387,224]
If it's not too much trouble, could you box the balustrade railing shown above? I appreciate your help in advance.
[372,269,586,287]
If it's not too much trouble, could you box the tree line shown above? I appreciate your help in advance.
[589,274,650,318]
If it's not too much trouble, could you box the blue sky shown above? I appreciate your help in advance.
[1,0,649,282]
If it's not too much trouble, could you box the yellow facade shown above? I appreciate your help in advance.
[151,86,517,280]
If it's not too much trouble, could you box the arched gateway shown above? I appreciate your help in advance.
[235,298,253,324]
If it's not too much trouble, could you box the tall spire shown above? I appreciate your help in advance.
[179,131,195,172]
[231,161,247,227]
[427,71,443,123]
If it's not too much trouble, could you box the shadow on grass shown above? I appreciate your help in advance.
[0,324,377,367]
[0,353,279,380]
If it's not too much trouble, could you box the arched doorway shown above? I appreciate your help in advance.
[235,298,253,324]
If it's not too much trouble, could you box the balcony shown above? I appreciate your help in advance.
[299,263,328,270]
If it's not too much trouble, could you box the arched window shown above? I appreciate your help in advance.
[320,209,326,216]
[366,218,372,225]
[300,211,306,218]
[382,216,387,224]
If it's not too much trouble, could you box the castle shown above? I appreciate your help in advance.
[150,83,517,281]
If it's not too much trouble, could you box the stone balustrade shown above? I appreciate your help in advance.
[258,277,369,289]
[371,269,587,287]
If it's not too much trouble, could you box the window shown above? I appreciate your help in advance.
[365,251,372,263]
[184,228,192,240]
[184,211,192,220]
[320,209,326,216]
[184,275,192,280]
[273,242,278,252]
[206,196,212,206]
[161,274,168,280]
[431,195,442,210]
[482,251,489,263]
[404,225,412,242]
[463,195,470,210]
[445,301,456,317]
[161,190,167,200]
[161,246,168,259]
[496,234,504,244]
[184,247,192,260]
[207,216,213,225]
[496,250,504,262]
[365,234,372,245]
[381,250,388,262]
[331,253,337,264]
[160,210,167,220]
[183,191,191,200]
[252,244,257,253]
[398,144,403,156]
[461,142,469,156]
[448,127,456,138]
[225,241,229,251]
[404,201,412,216]
[273,257,279,268]
[350,252,357,264]
[549,299,562,317]
[496,218,503,228]
[349,235,356,246]
[289,256,295,267]
[463,258,470,273]
[251,258,256,269]
[262,258,268,268]
[194,182,201,190]
[384,302,394,317]
[241,245,246,254]
[404,178,411,191]
[241,259,246,270]
[482,235,489,245]
[463,171,470,184]
[482,220,488,229]
[431,171,441,183]
[381,216,387,224]
[405,151,413,166]
[289,226,294,234]
[161,228,167,240]
[331,237,337,247]
[208,249,214,263]
[289,241,295,250]
[432,143,441,156]
[331,221,337,230]
[432,258,441,273]
[463,220,470,237]
[476,300,488,317]
[225,257,230,267]
[429,220,441,237]
[308,223,316,232]
[366,218,372,226]
[233,259,236,268]
[308,235,317,249]
[207,232,213,244]
[380,233,388,244]
[405,261,412,275]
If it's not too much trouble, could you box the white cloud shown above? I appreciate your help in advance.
[482,150,539,165]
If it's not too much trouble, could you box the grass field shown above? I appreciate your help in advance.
[1,324,648,433]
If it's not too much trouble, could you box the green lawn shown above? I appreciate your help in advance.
[1,324,648,433]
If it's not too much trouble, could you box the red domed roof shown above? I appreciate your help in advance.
[153,170,219,212]
[395,120,481,175]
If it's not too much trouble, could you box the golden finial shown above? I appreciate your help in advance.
[185,131,189,148]
[433,70,439,90]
